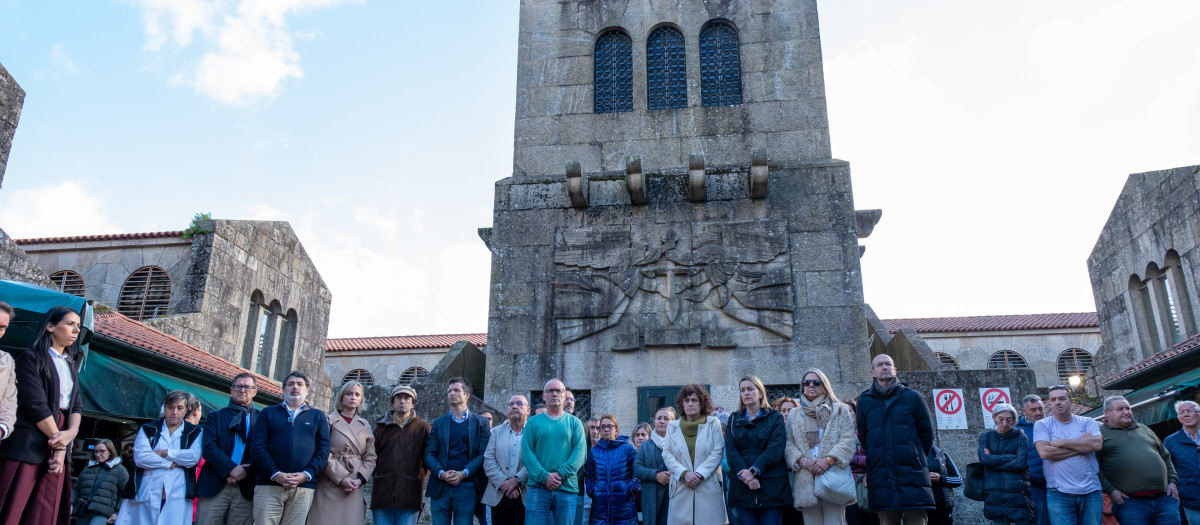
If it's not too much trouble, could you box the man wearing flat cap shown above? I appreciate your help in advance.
[371,385,431,525]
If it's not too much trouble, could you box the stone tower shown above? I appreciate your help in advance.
[483,0,878,422]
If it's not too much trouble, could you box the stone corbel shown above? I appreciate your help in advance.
[566,161,588,208]
[750,149,769,199]
[688,153,706,202]
[626,156,645,205]
[855,209,882,238]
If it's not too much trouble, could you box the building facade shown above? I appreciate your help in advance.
[324,333,487,390]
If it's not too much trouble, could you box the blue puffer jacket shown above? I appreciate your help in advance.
[1164,429,1200,509]
[586,438,640,525]
[1015,416,1046,487]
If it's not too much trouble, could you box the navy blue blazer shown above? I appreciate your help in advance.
[250,403,330,490]
[423,411,490,499]
[198,402,260,500]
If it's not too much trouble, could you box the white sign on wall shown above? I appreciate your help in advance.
[933,388,968,430]
[979,387,1012,429]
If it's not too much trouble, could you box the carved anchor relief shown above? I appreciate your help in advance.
[552,221,794,350]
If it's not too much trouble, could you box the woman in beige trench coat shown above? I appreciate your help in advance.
[307,381,378,525]
[661,384,727,525]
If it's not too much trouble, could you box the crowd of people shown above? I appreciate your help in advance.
[0,303,1198,525]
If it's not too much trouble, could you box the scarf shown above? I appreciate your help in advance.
[679,416,706,463]
[799,394,832,450]
[650,430,667,450]
[872,377,900,398]
[227,400,253,438]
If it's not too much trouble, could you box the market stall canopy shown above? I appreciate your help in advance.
[0,280,92,358]
[1083,366,1200,425]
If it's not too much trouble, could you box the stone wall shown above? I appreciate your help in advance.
[512,0,831,178]
[486,159,873,426]
[0,227,52,287]
[21,235,193,311]
[324,348,446,389]
[1087,165,1200,381]
[0,61,24,188]
[899,368,1039,525]
[918,329,1102,387]
[150,219,334,403]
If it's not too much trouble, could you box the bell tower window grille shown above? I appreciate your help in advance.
[118,266,172,320]
[594,30,633,113]
[647,26,687,110]
[49,270,86,298]
[700,21,742,106]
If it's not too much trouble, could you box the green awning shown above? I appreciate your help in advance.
[79,350,247,420]
[1084,367,1200,424]
[0,280,92,357]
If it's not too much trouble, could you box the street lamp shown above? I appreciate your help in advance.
[1069,375,1082,388]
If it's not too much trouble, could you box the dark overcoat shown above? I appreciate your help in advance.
[725,408,792,509]
[855,382,935,511]
[978,428,1034,523]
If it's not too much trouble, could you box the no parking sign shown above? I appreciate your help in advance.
[933,388,967,430]
[979,387,1012,429]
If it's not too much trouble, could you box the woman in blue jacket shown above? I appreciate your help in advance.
[586,414,640,525]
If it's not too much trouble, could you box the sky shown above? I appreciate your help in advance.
[0,1,1196,338]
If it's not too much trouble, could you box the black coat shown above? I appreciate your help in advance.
[856,382,935,511]
[725,408,792,509]
[978,429,1033,523]
[72,458,129,518]
[927,445,962,511]
[0,349,82,464]
[423,412,490,500]
[198,402,260,500]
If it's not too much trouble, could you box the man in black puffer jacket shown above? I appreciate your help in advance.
[856,354,935,524]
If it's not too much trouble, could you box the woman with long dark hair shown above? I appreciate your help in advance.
[0,305,85,524]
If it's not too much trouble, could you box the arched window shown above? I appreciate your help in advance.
[646,26,687,110]
[241,291,263,369]
[49,270,85,297]
[399,366,430,386]
[118,266,172,320]
[273,309,298,380]
[988,350,1028,369]
[699,20,742,107]
[1057,348,1094,384]
[343,369,374,387]
[934,352,959,371]
[255,300,281,377]
[594,29,633,114]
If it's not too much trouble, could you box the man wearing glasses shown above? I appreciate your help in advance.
[483,395,531,525]
[196,373,260,525]
[1033,385,1103,525]
[1164,400,1200,525]
[521,378,588,525]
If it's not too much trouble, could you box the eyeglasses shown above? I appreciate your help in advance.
[232,385,257,391]
[1180,409,1200,415]
[508,401,527,407]
[599,424,616,430]
[544,388,564,394]
[802,380,823,387]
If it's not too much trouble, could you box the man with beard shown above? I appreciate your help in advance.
[196,373,260,525]
[856,354,935,525]
[372,385,431,525]
[483,395,531,525]
[250,371,330,525]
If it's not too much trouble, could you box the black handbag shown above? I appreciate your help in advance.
[963,462,985,501]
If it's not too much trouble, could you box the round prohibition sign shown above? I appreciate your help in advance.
[936,390,963,414]
[981,388,1010,412]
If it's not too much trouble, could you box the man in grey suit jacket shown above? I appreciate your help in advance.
[484,395,531,525]
[425,377,491,525]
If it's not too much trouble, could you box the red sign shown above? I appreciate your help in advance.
[936,389,963,414]
[981,388,1010,412]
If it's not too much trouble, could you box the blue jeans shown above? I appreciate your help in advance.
[1032,486,1050,525]
[1184,506,1200,525]
[1111,494,1181,525]
[1046,489,1102,525]
[374,508,421,525]
[735,506,784,525]
[432,481,478,525]
[526,486,577,525]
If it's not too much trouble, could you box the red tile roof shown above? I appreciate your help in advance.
[882,313,1099,334]
[1105,331,1200,387]
[15,231,184,245]
[93,311,281,396]
[327,334,488,352]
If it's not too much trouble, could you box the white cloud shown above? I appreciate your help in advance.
[0,182,121,238]
[48,44,78,74]
[244,201,289,221]
[129,0,361,107]
[352,206,398,240]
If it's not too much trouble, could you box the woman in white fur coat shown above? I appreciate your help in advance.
[784,368,857,525]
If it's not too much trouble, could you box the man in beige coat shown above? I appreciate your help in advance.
[484,395,531,525]
[0,302,16,441]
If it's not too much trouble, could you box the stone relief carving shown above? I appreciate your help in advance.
[553,221,794,349]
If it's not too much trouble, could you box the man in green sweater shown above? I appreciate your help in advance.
[1097,395,1180,525]
[521,378,588,525]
